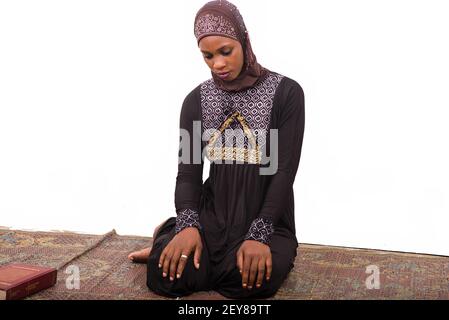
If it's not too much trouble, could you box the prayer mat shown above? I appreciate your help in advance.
[1,228,448,300]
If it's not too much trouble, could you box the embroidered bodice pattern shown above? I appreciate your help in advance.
[175,71,283,244]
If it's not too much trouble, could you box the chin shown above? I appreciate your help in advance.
[225,74,237,81]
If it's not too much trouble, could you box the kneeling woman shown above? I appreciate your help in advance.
[129,0,305,299]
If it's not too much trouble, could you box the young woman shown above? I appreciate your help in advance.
[128,0,305,299]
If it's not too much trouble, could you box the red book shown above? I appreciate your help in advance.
[0,264,57,300]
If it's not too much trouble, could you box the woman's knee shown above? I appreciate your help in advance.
[216,257,294,299]
[146,246,211,298]
[146,251,189,298]
[220,276,283,299]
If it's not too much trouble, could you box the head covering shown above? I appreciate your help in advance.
[194,0,270,92]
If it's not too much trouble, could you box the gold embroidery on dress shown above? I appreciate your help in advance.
[206,111,261,164]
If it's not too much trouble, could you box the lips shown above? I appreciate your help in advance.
[216,71,231,79]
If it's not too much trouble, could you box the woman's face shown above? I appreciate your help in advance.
[199,35,244,81]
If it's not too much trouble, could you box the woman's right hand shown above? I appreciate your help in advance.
[158,227,202,281]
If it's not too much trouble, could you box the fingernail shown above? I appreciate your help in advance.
[267,277,270,281]
[162,272,166,277]
[256,284,261,288]
[248,286,252,290]
[239,270,242,273]
[176,273,180,279]
[243,283,247,287]
[170,276,174,281]
[158,263,161,268]
[196,263,200,269]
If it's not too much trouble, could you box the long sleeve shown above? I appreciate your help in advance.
[174,87,204,234]
[244,78,305,245]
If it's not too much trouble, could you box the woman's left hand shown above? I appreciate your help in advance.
[236,240,272,290]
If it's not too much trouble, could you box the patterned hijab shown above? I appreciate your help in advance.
[194,0,270,92]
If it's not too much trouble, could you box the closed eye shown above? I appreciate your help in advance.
[203,50,233,60]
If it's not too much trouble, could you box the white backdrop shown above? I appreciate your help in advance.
[1,0,448,255]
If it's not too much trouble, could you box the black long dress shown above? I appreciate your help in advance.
[147,70,305,299]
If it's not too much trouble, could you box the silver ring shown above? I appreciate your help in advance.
[180,254,188,259]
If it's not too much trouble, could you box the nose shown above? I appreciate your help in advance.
[213,57,227,71]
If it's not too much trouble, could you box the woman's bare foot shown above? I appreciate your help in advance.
[127,217,170,264]
[128,247,152,263]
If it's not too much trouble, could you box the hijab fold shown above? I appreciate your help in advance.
[194,0,269,92]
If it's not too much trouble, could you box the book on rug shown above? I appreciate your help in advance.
[0,263,57,300]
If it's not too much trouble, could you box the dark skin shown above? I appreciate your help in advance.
[129,35,272,290]
[199,35,244,82]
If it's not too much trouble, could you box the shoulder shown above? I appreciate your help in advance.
[270,72,305,119]
[275,73,304,102]
[183,83,202,106]
[179,83,203,122]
